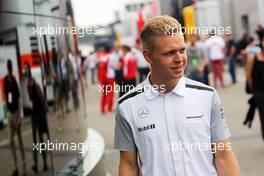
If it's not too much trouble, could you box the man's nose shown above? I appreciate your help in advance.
[173,52,182,62]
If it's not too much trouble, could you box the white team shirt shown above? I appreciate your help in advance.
[114,76,231,176]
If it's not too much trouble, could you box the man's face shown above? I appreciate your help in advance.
[144,34,187,81]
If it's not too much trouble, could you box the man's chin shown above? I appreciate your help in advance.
[171,73,184,79]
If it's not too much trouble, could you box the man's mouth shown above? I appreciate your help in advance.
[171,66,183,73]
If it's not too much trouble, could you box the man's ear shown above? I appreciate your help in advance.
[143,49,153,65]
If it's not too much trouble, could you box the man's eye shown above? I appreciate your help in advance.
[179,48,186,53]
[164,51,174,56]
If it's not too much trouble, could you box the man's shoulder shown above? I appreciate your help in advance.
[117,83,145,105]
[3,75,8,81]
[185,78,215,92]
[4,75,16,83]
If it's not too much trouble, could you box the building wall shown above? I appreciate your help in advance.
[0,0,34,33]
[220,0,264,39]
[159,0,175,16]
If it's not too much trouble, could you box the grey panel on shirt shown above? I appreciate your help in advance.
[114,105,137,151]
[210,90,231,142]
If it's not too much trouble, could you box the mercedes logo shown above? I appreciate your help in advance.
[138,107,149,119]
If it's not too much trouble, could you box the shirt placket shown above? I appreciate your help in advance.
[164,94,184,175]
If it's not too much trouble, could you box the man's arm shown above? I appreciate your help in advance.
[119,151,139,176]
[114,105,138,176]
[214,139,240,176]
[210,90,240,175]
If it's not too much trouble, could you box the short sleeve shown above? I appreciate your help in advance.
[114,105,137,151]
[210,90,231,142]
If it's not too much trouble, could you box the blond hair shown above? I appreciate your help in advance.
[141,15,182,49]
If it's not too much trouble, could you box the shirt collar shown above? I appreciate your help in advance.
[172,77,186,97]
[143,75,186,100]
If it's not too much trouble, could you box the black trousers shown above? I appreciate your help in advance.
[254,92,264,140]
[31,116,47,166]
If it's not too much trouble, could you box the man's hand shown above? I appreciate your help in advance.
[119,151,139,176]
[214,139,240,176]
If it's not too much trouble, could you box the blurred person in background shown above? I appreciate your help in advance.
[120,45,137,96]
[236,31,250,66]
[59,52,70,113]
[133,39,149,83]
[243,37,261,128]
[198,35,210,85]
[79,51,88,118]
[52,50,65,132]
[245,37,261,58]
[246,38,264,140]
[89,51,98,84]
[225,33,237,84]
[104,46,117,113]
[24,62,49,173]
[97,49,108,114]
[205,31,226,88]
[4,59,26,176]
[115,48,125,98]
[98,47,118,114]
[185,34,206,82]
[69,52,81,131]
[255,24,264,41]
[82,53,90,87]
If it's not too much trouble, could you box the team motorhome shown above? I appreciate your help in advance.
[0,0,76,125]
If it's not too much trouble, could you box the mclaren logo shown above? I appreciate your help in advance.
[138,124,156,132]
[138,107,149,119]
[186,114,204,119]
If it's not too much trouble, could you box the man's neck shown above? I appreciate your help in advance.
[149,73,179,94]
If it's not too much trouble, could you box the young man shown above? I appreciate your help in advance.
[4,59,26,176]
[114,16,240,176]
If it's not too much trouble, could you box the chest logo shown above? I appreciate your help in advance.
[138,107,149,119]
[138,124,155,132]
[186,114,204,119]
